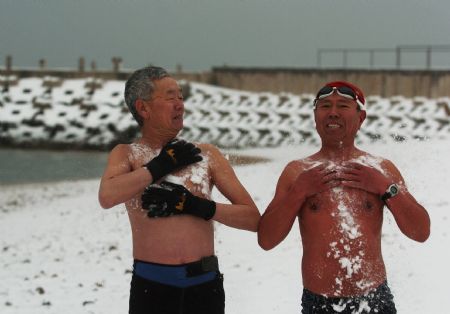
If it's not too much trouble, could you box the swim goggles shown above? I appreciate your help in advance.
[314,86,365,110]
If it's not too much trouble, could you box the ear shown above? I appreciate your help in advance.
[358,110,366,127]
[135,99,151,121]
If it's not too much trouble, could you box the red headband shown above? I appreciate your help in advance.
[324,81,365,106]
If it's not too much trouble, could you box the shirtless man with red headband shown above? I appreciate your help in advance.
[258,81,430,314]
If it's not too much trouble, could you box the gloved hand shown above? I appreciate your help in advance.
[141,181,216,220]
[145,139,202,183]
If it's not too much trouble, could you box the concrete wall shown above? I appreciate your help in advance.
[2,67,450,98]
[210,67,450,98]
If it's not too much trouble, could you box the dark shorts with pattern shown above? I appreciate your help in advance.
[129,256,225,314]
[301,281,396,314]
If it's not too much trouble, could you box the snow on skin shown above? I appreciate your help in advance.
[302,157,387,295]
[165,152,212,198]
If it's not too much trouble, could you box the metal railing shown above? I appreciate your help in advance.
[317,45,450,69]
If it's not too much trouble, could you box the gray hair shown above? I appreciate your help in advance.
[124,66,170,126]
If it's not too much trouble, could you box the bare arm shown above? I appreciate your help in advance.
[258,161,339,250]
[382,161,430,242]
[257,162,304,250]
[340,160,430,242]
[207,144,260,232]
[98,144,152,209]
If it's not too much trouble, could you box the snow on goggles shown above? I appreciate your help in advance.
[314,86,364,110]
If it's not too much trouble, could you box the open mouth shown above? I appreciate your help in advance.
[326,123,341,129]
[173,115,183,121]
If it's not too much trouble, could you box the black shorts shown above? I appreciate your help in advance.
[301,281,396,314]
[129,257,225,314]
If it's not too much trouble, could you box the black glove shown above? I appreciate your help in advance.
[145,139,202,182]
[141,181,216,220]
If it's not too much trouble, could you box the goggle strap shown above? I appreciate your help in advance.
[315,86,365,110]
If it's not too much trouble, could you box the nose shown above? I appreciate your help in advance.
[327,104,339,118]
[174,97,184,111]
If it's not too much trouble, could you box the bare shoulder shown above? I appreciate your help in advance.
[355,151,404,182]
[111,143,131,155]
[102,144,133,178]
[196,142,221,156]
[195,143,226,165]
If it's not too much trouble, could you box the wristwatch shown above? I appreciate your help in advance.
[381,183,399,202]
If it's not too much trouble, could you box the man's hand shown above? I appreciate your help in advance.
[291,163,340,198]
[337,162,391,196]
[141,181,216,220]
[145,139,202,183]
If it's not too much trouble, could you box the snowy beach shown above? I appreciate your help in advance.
[0,139,449,314]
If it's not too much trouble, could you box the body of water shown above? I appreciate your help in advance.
[0,148,108,185]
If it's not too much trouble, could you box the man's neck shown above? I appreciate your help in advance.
[318,141,360,161]
[139,126,178,148]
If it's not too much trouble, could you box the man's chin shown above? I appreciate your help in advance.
[171,121,184,133]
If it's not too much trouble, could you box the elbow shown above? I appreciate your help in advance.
[257,234,275,251]
[98,191,114,209]
[416,215,431,243]
[415,227,430,243]
[257,224,276,250]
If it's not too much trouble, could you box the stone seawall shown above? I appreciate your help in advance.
[0,77,448,151]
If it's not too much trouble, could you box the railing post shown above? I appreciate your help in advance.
[370,50,374,68]
[317,50,322,68]
[426,46,432,70]
[396,47,401,69]
[39,58,47,70]
[6,55,12,72]
[78,57,85,73]
[343,49,348,68]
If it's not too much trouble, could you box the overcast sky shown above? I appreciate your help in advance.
[1,0,450,72]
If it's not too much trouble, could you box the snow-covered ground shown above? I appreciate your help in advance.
[0,139,448,314]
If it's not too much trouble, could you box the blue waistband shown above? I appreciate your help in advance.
[133,259,218,288]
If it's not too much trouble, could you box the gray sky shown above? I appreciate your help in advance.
[1,0,450,72]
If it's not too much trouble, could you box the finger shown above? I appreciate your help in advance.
[176,139,187,147]
[159,181,189,195]
[322,171,339,182]
[184,155,203,165]
[336,173,360,182]
[340,180,364,190]
[144,188,174,199]
[339,168,360,176]
[190,147,201,155]
[166,138,179,147]
[159,181,182,191]
[182,142,195,151]
[327,180,341,189]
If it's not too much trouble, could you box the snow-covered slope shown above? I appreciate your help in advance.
[1,77,448,148]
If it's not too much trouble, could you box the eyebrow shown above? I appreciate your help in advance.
[165,87,182,96]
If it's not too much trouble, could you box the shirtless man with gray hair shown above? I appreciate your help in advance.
[258,81,430,314]
[99,66,260,314]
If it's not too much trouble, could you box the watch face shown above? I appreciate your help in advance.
[389,185,399,195]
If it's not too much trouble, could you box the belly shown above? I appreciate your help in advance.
[127,208,215,264]
[301,232,387,297]
[299,187,386,296]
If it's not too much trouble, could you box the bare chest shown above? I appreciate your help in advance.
[300,187,384,239]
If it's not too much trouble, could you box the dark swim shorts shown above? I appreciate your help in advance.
[129,256,225,314]
[301,281,396,314]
